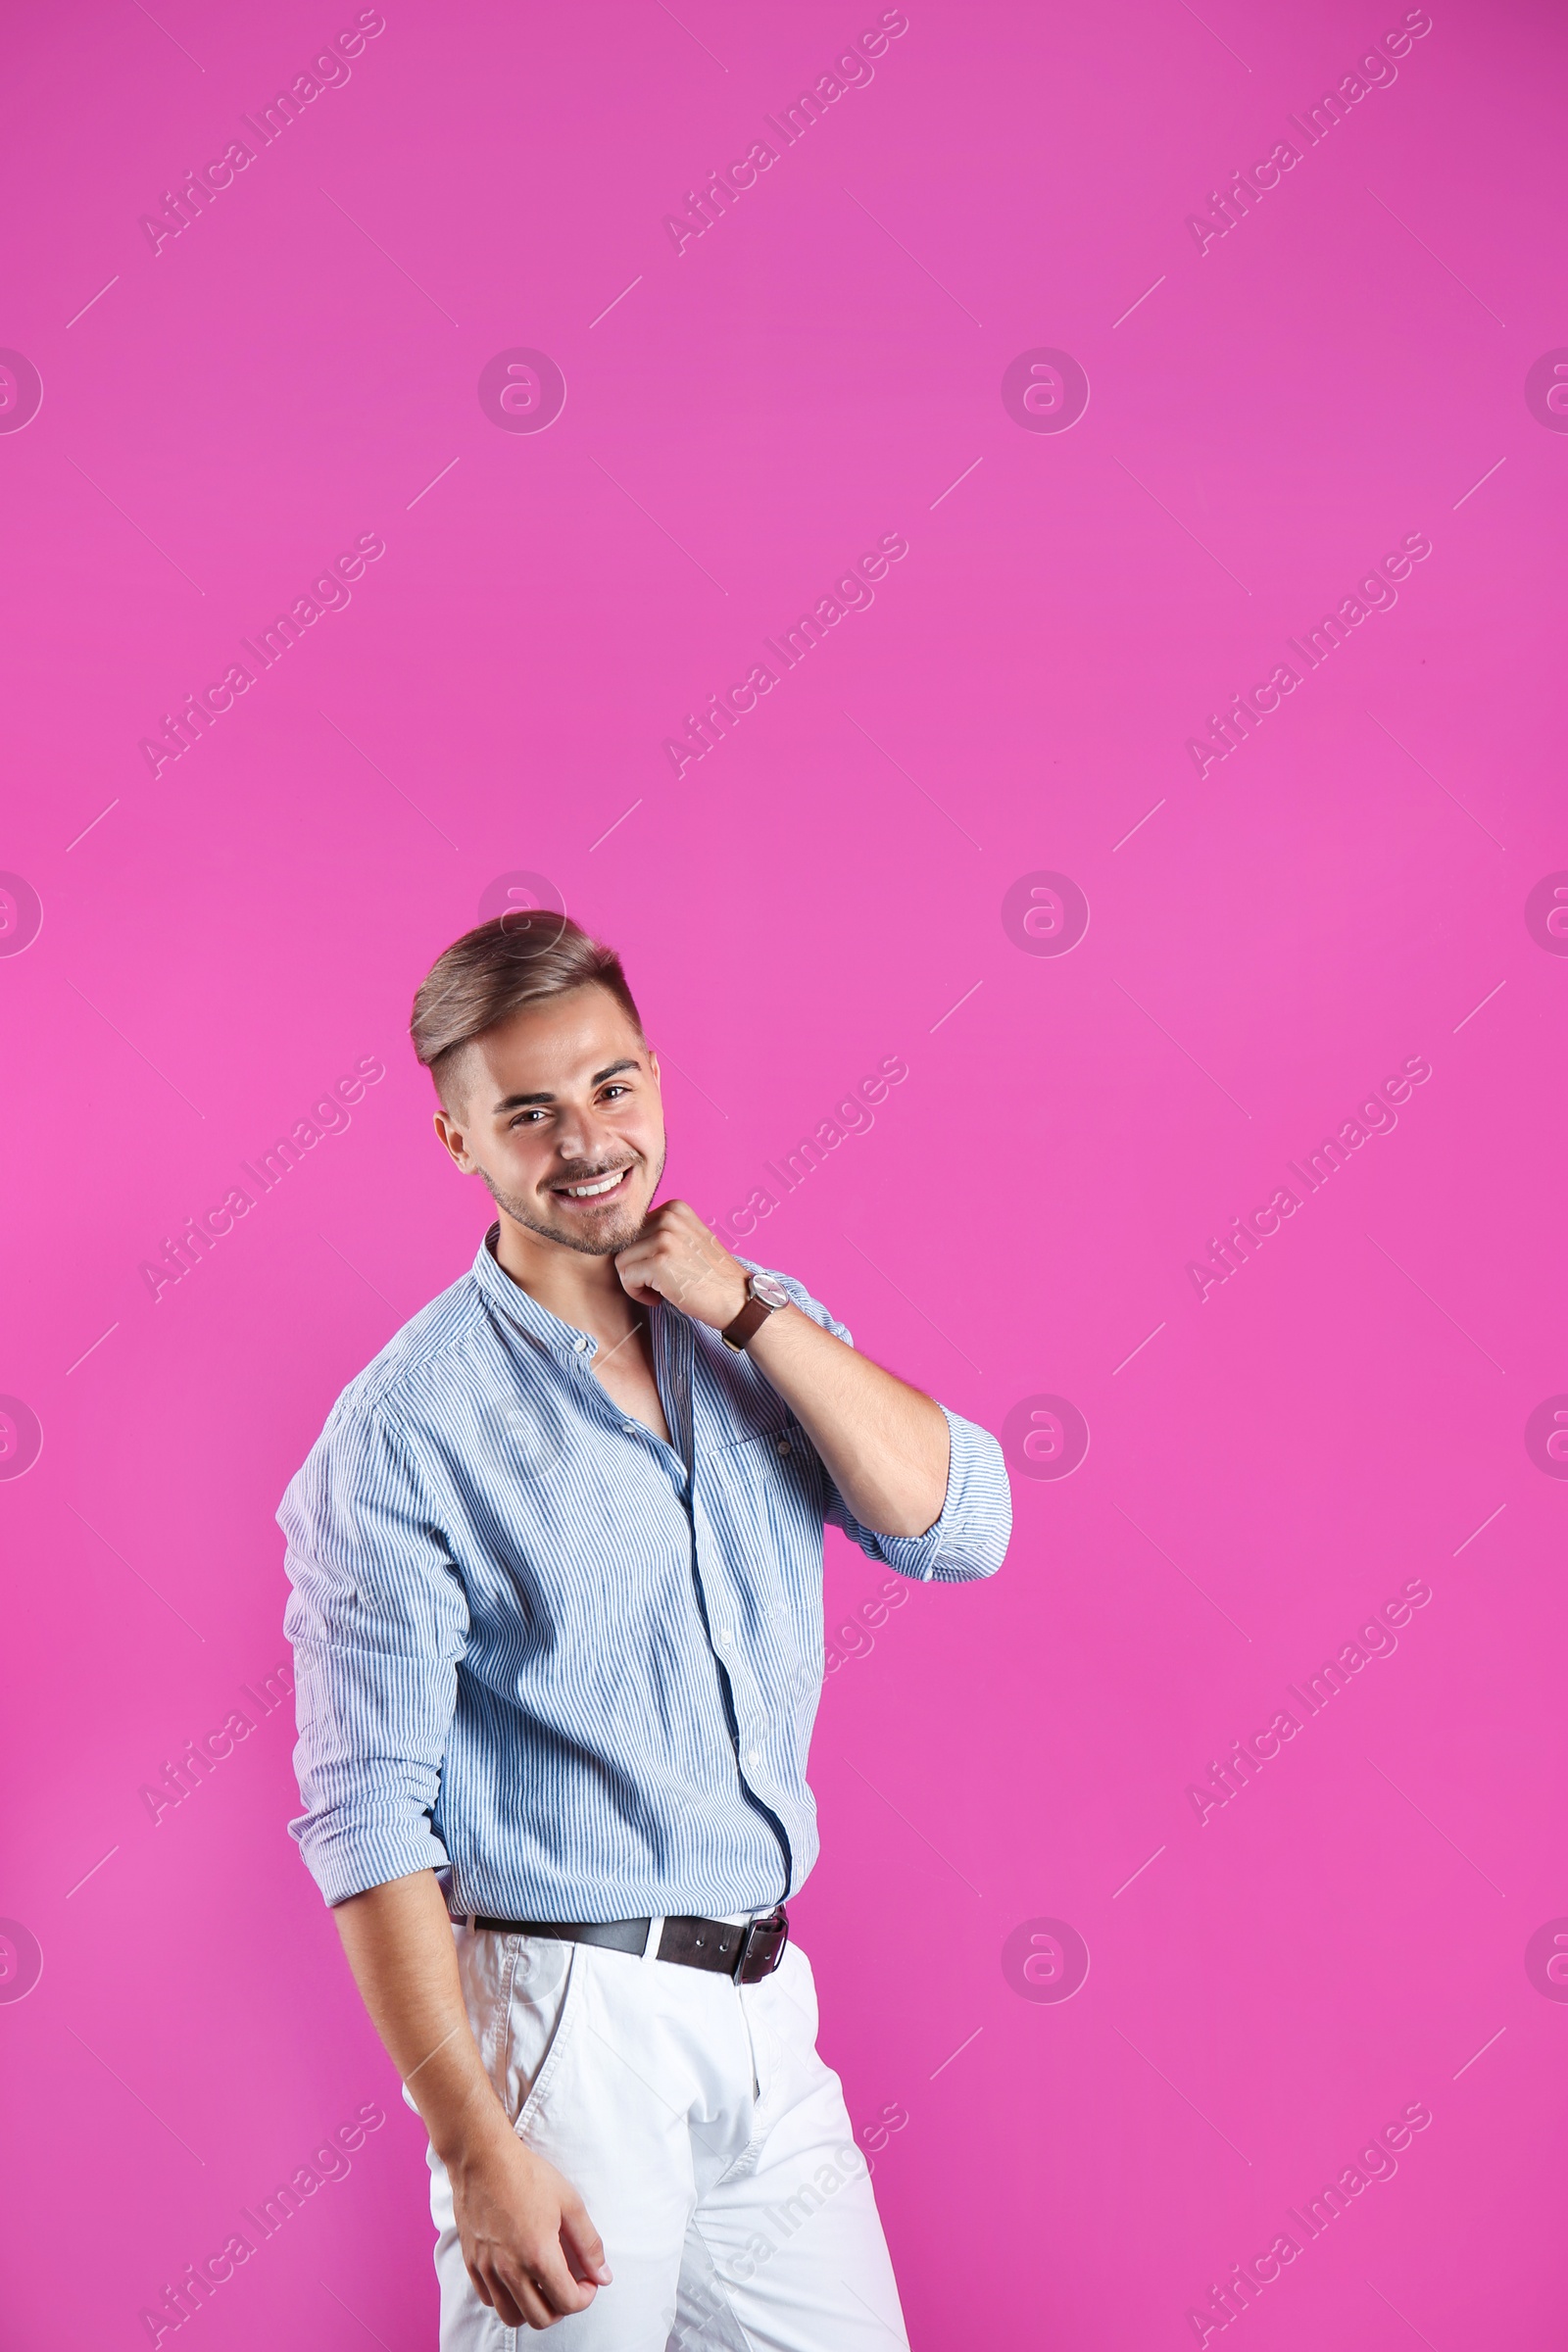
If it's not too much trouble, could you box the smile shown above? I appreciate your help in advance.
[553,1167,633,1202]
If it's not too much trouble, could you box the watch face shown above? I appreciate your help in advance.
[752,1273,791,1309]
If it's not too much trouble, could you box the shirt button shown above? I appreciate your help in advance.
[776,1438,791,1457]
[621,1421,638,1436]
[715,1627,732,1646]
[574,1337,591,1353]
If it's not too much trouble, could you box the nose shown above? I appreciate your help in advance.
[551,1102,615,1169]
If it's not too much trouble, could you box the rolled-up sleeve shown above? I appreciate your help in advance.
[828,1402,1011,1583]
[278,1398,469,1905]
[760,1263,1013,1584]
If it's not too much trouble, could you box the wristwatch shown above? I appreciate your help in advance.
[721,1270,792,1352]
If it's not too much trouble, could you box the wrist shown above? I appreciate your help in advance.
[435,2104,518,2172]
[714,1270,749,1329]
[423,2071,514,2169]
[719,1268,792,1351]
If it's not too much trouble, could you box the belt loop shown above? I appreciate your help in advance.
[642,1914,664,1962]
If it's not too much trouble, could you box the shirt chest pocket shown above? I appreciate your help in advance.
[710,1415,825,1659]
[713,1411,819,1520]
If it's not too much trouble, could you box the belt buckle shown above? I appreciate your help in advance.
[732,1904,789,1983]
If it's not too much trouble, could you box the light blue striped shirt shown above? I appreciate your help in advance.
[278,1224,1010,1920]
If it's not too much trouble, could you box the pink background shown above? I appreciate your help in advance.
[2,0,1565,2343]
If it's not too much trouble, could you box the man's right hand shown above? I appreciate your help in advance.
[448,2120,612,2330]
[328,1872,613,2331]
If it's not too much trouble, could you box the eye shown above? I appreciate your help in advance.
[510,1108,549,1128]
[601,1083,631,1101]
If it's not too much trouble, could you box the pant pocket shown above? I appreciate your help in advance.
[502,1936,583,2132]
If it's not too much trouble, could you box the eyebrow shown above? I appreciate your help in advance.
[491,1057,641,1114]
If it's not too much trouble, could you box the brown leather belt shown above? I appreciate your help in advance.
[468,1903,789,1984]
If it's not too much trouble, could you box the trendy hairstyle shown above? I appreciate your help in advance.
[410,911,644,1105]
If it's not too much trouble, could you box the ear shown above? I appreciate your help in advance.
[432,1104,474,1171]
[648,1048,662,1089]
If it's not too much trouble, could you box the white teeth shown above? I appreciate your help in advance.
[561,1171,623,1199]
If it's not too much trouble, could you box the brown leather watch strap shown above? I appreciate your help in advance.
[721,1293,774,1352]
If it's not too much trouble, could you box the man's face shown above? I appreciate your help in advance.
[433,986,665,1255]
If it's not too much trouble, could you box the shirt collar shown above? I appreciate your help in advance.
[473,1223,692,1481]
[471,1220,608,1365]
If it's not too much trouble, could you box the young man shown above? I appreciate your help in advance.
[278,913,1010,2348]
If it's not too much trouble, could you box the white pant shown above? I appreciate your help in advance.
[408,1917,910,2350]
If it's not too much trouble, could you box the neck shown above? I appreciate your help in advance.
[491,1209,641,1340]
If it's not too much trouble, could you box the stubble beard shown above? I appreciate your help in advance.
[481,1145,666,1258]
